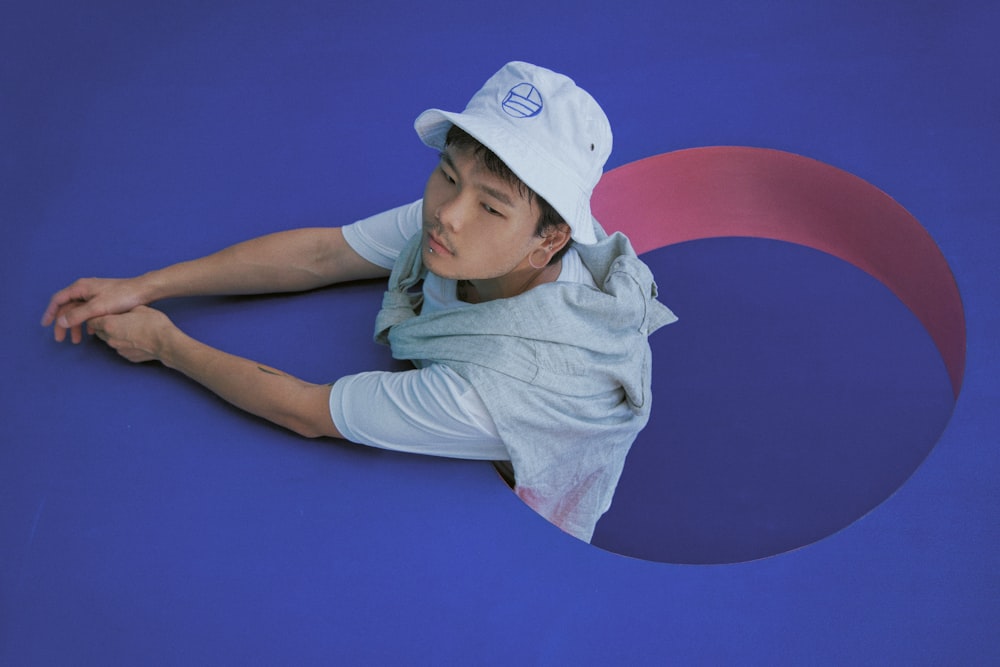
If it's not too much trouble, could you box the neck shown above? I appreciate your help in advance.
[462,260,561,304]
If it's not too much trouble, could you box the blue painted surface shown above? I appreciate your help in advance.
[3,1,998,663]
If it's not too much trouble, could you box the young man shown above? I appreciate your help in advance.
[41,62,677,542]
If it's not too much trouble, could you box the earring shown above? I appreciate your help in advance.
[528,248,548,270]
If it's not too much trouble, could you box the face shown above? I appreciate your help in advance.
[421,144,548,281]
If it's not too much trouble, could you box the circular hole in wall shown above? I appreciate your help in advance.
[583,147,964,563]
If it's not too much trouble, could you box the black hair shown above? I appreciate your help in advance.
[444,124,573,265]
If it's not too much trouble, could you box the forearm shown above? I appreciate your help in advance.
[139,228,388,301]
[160,327,342,439]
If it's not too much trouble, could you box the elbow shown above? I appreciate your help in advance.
[270,382,343,440]
[289,422,323,439]
[293,422,336,440]
[282,413,340,440]
[286,391,344,440]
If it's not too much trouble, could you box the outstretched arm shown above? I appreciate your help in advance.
[88,306,342,439]
[42,227,389,343]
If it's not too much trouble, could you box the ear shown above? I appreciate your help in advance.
[540,222,572,257]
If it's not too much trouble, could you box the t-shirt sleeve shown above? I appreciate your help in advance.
[328,363,508,461]
[341,199,423,270]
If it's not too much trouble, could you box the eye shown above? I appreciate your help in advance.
[482,203,503,217]
[440,167,456,185]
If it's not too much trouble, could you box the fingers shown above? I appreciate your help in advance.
[86,310,165,364]
[44,278,122,344]
[43,282,94,344]
[54,322,85,345]
[86,316,123,354]
[55,300,99,332]
[50,301,91,344]
[40,293,69,327]
[40,279,95,327]
[86,316,107,338]
[43,278,150,346]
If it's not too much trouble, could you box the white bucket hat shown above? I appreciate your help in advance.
[414,61,612,245]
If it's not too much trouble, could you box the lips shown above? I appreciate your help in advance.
[426,231,453,256]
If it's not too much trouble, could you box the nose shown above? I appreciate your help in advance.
[436,193,465,232]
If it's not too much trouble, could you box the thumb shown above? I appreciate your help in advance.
[86,314,110,332]
[57,301,104,330]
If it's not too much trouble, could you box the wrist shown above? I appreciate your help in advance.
[135,269,170,303]
[156,322,192,370]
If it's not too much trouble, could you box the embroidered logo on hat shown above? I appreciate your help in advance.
[501,83,543,118]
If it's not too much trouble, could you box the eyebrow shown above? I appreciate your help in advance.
[440,149,515,208]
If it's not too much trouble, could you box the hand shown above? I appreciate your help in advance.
[41,277,149,344]
[87,306,177,364]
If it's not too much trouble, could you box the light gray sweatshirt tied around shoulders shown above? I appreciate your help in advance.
[374,223,677,542]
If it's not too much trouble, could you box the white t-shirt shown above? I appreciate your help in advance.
[329,200,597,459]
